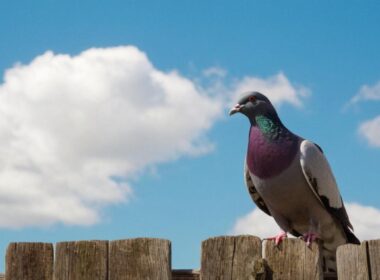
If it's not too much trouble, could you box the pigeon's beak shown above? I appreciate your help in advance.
[229,104,243,116]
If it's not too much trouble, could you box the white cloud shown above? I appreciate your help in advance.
[231,203,380,241]
[231,72,310,108]
[202,67,227,78]
[347,81,380,148]
[0,46,223,228]
[350,81,380,104]
[358,116,380,147]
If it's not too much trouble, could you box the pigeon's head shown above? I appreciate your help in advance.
[229,92,279,124]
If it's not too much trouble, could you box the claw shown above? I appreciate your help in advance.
[302,232,319,247]
[265,231,288,246]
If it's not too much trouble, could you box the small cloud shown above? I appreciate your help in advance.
[231,72,310,108]
[197,69,310,109]
[230,202,380,241]
[350,81,380,104]
[345,80,380,110]
[203,67,227,78]
[358,115,380,148]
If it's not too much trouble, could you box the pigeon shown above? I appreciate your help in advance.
[229,91,359,272]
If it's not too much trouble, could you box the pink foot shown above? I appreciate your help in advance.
[302,232,319,247]
[265,231,288,246]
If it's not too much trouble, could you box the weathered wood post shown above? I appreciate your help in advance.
[54,240,108,280]
[263,238,323,280]
[201,235,264,279]
[337,240,380,280]
[5,242,53,280]
[367,239,380,278]
[108,238,171,280]
[336,243,368,280]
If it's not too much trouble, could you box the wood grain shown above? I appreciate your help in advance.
[336,242,369,280]
[201,235,263,280]
[263,238,323,280]
[6,242,53,280]
[109,238,171,280]
[367,239,380,279]
[54,240,108,280]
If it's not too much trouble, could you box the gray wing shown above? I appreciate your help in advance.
[244,161,271,216]
[300,140,359,243]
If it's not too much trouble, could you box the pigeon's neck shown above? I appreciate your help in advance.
[254,114,287,140]
[247,114,299,178]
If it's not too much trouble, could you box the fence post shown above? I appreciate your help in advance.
[336,242,369,280]
[5,242,53,280]
[201,235,263,280]
[367,239,380,279]
[108,238,171,280]
[54,240,108,280]
[337,240,380,280]
[263,238,323,280]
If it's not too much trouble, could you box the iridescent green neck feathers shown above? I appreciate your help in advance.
[255,114,284,139]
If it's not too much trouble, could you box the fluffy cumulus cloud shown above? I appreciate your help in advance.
[231,203,380,241]
[358,116,380,147]
[0,46,223,228]
[231,72,310,108]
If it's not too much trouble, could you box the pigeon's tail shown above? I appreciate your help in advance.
[344,227,360,245]
[320,226,347,273]
[321,239,344,273]
[321,225,360,273]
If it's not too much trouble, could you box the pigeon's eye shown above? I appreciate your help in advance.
[248,96,257,103]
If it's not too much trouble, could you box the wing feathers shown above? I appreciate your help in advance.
[300,140,358,242]
[300,140,342,208]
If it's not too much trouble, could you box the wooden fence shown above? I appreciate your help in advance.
[3,235,380,279]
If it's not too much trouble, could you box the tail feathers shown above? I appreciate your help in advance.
[322,227,360,273]
[344,227,360,244]
[321,227,347,273]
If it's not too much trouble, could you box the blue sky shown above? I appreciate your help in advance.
[0,0,380,272]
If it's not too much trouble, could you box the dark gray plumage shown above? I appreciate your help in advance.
[230,91,359,272]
